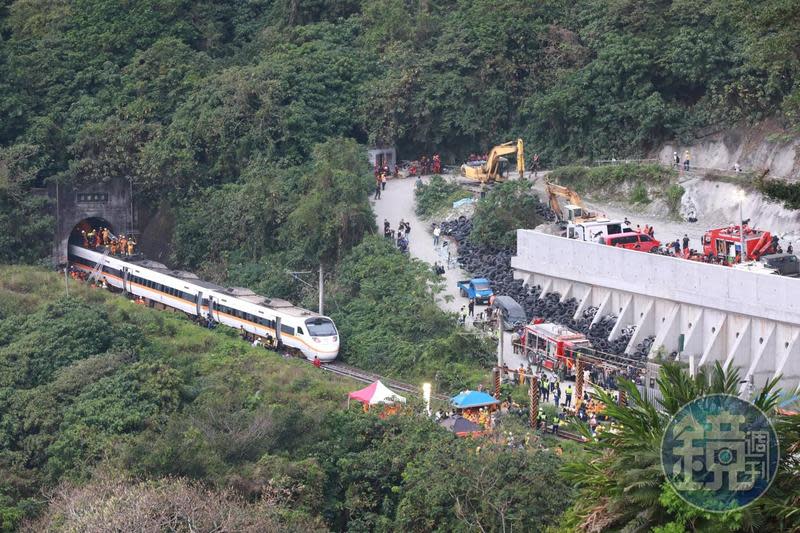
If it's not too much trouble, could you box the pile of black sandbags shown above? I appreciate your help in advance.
[437,216,649,360]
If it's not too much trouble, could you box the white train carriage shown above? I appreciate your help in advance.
[68,245,339,361]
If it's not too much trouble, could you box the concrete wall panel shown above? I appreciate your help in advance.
[512,231,800,324]
[512,230,800,394]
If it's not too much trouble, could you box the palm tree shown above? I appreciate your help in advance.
[561,362,787,532]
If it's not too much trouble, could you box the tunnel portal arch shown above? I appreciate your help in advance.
[51,178,135,265]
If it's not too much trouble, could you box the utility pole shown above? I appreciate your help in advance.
[287,266,324,314]
[497,311,503,368]
[740,201,746,262]
[318,264,324,315]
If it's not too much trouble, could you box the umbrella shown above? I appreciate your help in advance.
[348,380,407,406]
[450,390,500,409]
[439,416,484,435]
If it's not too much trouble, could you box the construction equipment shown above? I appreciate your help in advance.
[702,225,777,263]
[545,182,602,223]
[460,139,525,183]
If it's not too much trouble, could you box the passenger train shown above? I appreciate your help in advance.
[68,244,339,361]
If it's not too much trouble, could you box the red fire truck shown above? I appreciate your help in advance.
[701,224,776,262]
[522,320,592,375]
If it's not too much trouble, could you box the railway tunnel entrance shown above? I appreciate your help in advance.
[50,178,136,265]
[69,217,115,247]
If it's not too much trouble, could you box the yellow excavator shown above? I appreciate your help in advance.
[460,139,525,183]
[545,182,602,223]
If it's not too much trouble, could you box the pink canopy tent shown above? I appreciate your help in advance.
[348,380,407,406]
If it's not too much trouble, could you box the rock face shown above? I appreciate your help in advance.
[657,121,800,180]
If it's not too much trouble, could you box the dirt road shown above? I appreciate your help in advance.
[370,176,470,313]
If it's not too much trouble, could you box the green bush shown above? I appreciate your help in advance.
[414,175,471,218]
[758,178,800,210]
[548,164,675,196]
[629,182,650,204]
[330,236,493,389]
[665,184,685,216]
[471,180,549,248]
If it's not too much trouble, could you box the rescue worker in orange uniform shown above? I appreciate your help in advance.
[110,239,118,255]
[127,237,135,256]
[101,227,110,245]
[119,235,128,256]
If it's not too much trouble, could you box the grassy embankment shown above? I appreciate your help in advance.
[548,164,684,217]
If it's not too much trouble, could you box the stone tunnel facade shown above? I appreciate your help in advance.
[51,178,135,265]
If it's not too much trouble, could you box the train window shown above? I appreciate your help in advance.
[297,327,304,335]
[305,318,336,336]
[281,324,295,335]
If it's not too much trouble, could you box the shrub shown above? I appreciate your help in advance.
[629,182,650,204]
[471,180,548,248]
[414,175,471,218]
[757,178,800,210]
[665,184,685,216]
[548,164,675,196]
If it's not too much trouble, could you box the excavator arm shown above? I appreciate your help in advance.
[461,139,525,183]
[545,182,598,223]
[545,182,586,208]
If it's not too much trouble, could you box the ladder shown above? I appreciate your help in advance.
[87,247,110,283]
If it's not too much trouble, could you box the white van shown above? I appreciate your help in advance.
[566,220,626,242]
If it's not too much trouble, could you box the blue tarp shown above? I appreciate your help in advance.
[450,390,500,409]
[452,197,475,208]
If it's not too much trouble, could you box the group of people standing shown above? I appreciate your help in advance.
[82,227,137,257]
[673,150,691,171]
[384,218,411,253]
[414,154,441,176]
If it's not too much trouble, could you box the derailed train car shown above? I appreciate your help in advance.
[68,245,339,361]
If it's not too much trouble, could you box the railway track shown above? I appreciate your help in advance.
[320,361,587,443]
[322,361,450,401]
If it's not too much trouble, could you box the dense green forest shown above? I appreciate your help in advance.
[1,0,799,267]
[2,0,800,530]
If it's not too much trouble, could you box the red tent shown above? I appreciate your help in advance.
[348,380,407,407]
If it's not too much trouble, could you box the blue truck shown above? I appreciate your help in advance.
[457,278,493,303]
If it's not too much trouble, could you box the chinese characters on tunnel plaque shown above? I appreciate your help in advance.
[661,394,779,512]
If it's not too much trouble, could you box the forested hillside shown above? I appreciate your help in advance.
[2,2,800,530]
[0,267,573,530]
[1,0,799,266]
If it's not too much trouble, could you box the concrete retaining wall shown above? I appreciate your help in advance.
[511,230,800,395]
[513,231,800,325]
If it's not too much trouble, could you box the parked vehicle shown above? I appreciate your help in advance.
[702,224,776,262]
[566,220,624,242]
[760,253,800,277]
[521,321,592,376]
[605,232,661,252]
[490,295,527,330]
[457,278,493,303]
[546,182,603,223]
